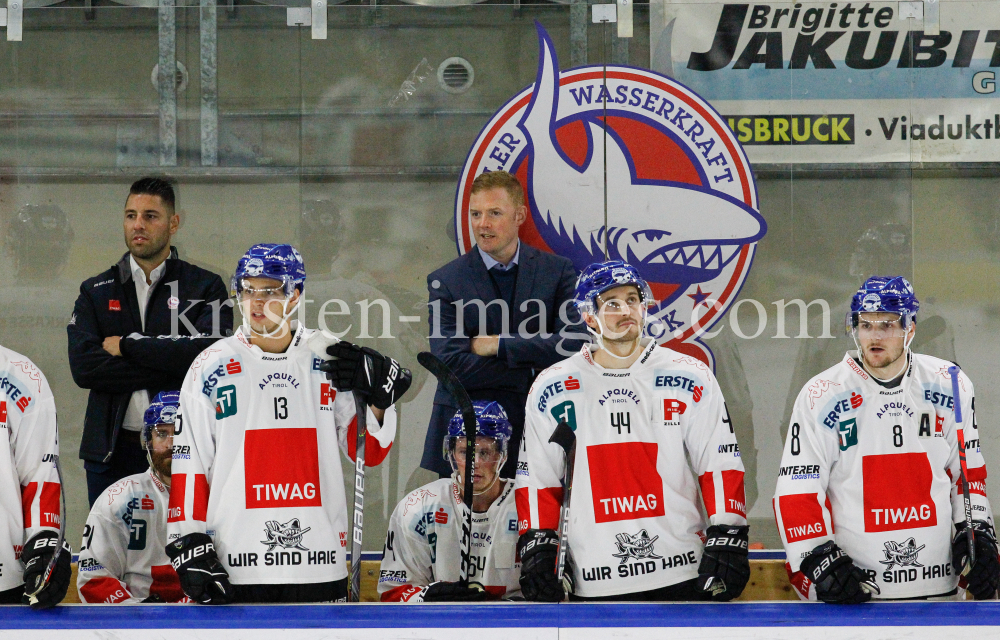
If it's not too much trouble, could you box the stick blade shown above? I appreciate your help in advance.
[549,420,575,453]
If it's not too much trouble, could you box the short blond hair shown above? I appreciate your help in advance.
[470,170,525,208]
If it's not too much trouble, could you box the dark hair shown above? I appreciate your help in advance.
[128,177,176,211]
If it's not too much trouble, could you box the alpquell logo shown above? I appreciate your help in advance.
[455,24,766,368]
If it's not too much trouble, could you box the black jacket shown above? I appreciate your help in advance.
[68,249,232,464]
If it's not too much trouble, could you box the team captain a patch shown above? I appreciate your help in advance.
[454,23,765,370]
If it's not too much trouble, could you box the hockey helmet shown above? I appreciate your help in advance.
[231,243,306,299]
[442,400,513,464]
[573,260,655,316]
[142,390,180,452]
[847,275,919,333]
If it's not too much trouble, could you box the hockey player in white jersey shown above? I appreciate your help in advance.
[775,276,999,602]
[78,391,190,603]
[0,346,70,608]
[165,243,412,604]
[515,261,749,602]
[379,400,520,602]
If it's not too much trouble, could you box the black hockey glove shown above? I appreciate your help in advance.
[953,521,1000,599]
[517,529,564,602]
[697,525,750,601]
[141,593,165,603]
[321,341,412,410]
[20,531,71,609]
[422,581,490,602]
[165,533,233,605]
[800,540,880,604]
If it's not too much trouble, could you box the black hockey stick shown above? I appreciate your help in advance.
[417,352,476,585]
[949,365,976,574]
[349,392,367,602]
[548,420,576,598]
[26,453,67,606]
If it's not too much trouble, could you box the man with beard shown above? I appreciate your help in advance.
[77,391,190,603]
[69,178,232,505]
[515,260,749,602]
[775,276,997,602]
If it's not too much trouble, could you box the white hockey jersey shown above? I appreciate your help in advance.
[77,469,188,603]
[0,346,60,593]
[775,351,991,600]
[377,478,521,602]
[516,340,746,598]
[167,324,396,585]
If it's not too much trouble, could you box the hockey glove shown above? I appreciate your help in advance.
[321,341,412,410]
[20,531,71,609]
[165,533,233,605]
[697,525,750,601]
[517,529,564,602]
[422,581,490,602]
[800,540,880,604]
[953,521,1000,599]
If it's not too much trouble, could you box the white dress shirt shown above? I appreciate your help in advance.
[121,256,166,430]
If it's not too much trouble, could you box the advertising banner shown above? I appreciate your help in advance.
[651,1,1000,163]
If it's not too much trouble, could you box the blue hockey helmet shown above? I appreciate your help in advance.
[231,243,306,298]
[142,390,180,450]
[573,260,655,315]
[848,275,919,331]
[442,400,514,463]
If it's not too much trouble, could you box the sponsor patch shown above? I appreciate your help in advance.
[587,442,665,523]
[863,453,936,532]
[245,429,322,509]
[777,493,827,543]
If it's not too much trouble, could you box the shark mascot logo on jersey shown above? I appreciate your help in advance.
[454,23,766,368]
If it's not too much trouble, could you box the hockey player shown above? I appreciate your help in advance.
[0,346,70,608]
[515,261,750,602]
[78,391,189,603]
[378,401,520,602]
[166,243,412,604]
[775,276,999,602]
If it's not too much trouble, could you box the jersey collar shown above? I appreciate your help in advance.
[580,338,657,369]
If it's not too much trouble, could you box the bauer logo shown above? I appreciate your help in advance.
[454,23,766,369]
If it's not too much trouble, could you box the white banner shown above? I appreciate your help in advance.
[651,1,1000,163]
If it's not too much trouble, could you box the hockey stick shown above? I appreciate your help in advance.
[350,392,366,602]
[417,352,477,585]
[548,420,575,598]
[26,454,67,606]
[948,365,976,574]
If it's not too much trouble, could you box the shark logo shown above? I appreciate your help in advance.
[261,518,311,552]
[879,537,925,570]
[455,24,765,368]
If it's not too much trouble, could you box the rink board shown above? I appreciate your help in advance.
[2,603,1000,639]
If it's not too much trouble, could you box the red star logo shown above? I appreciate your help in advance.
[688,286,712,307]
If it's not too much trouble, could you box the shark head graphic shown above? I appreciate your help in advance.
[516,24,765,309]
[455,23,765,368]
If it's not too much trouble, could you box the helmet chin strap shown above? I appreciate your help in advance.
[453,453,506,498]
[145,448,171,489]
[587,312,643,361]
[242,296,298,339]
[852,330,913,383]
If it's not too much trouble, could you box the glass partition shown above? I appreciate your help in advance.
[0,0,995,561]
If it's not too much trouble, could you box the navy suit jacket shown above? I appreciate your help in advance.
[420,243,585,476]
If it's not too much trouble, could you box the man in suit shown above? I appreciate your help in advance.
[69,178,232,506]
[421,171,585,479]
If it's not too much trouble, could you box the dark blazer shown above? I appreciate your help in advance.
[68,249,232,464]
[420,243,586,477]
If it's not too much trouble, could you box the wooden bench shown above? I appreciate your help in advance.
[63,559,799,603]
